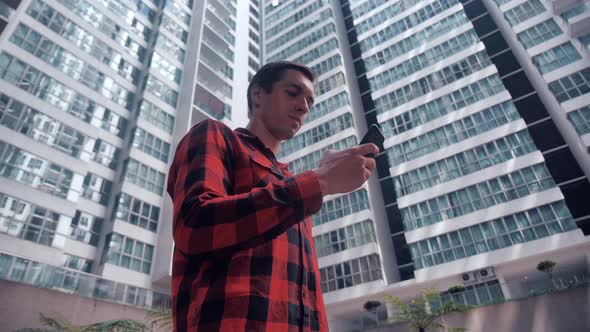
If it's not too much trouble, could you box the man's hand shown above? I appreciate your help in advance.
[314,144,379,196]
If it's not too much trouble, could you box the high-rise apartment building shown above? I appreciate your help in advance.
[1,0,590,330]
[0,0,259,315]
[262,0,590,329]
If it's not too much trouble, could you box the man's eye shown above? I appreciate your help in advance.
[286,91,297,97]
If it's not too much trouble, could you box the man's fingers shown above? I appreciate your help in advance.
[364,157,376,172]
[363,168,372,181]
[362,158,376,182]
[354,143,379,156]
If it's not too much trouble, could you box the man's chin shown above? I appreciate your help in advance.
[280,133,296,141]
[289,126,301,138]
[278,126,299,140]
[271,125,299,142]
[277,134,295,143]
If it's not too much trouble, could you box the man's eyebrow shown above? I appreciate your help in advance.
[287,82,313,96]
[285,82,303,91]
[286,82,314,105]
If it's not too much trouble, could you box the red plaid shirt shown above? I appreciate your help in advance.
[167,120,328,331]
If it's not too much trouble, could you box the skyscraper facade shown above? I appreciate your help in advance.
[1,0,590,330]
[0,0,257,314]
[263,0,590,328]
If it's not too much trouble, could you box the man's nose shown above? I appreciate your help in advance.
[297,96,310,114]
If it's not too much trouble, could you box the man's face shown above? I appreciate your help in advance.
[252,69,315,141]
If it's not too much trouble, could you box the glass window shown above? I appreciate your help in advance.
[319,254,383,293]
[392,128,533,197]
[548,68,590,103]
[151,52,182,84]
[266,8,333,54]
[0,93,87,158]
[504,0,546,26]
[532,42,581,74]
[131,127,171,163]
[369,32,481,93]
[113,193,160,232]
[294,38,339,66]
[399,163,556,231]
[102,232,153,274]
[266,0,325,33]
[0,192,71,249]
[381,75,506,152]
[268,23,336,62]
[81,173,112,205]
[145,75,178,107]
[410,201,574,269]
[567,106,590,135]
[0,141,83,200]
[517,19,562,49]
[0,53,130,136]
[70,211,102,246]
[10,24,134,109]
[313,189,368,226]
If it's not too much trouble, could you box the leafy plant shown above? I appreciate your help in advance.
[447,285,466,294]
[14,313,147,332]
[384,287,471,332]
[145,309,173,331]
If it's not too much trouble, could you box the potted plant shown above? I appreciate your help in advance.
[537,260,557,288]
[363,300,382,326]
[447,285,466,294]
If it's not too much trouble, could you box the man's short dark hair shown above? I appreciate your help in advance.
[247,61,316,116]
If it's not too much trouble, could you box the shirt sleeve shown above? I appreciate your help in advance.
[167,120,323,256]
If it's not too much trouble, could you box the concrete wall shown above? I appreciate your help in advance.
[0,280,168,332]
[365,287,590,332]
[1,279,588,332]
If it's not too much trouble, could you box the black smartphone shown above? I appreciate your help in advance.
[359,124,385,158]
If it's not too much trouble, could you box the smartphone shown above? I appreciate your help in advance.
[359,124,385,158]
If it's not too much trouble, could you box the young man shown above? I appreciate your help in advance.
[167,61,379,331]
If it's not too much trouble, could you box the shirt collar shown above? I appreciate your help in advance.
[234,128,289,170]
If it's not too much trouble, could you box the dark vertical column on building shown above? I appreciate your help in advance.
[106,0,164,223]
[0,18,6,37]
[3,0,22,8]
[340,0,414,281]
[460,0,590,234]
[0,0,21,36]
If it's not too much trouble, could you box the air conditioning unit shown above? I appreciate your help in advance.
[461,272,477,286]
[477,267,496,282]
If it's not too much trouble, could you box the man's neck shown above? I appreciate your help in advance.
[246,119,280,154]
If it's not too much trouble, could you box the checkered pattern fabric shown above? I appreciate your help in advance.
[167,120,327,331]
